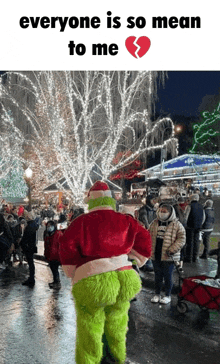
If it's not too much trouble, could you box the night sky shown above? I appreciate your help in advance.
[156,71,220,117]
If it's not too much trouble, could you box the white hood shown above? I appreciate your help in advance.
[156,204,176,222]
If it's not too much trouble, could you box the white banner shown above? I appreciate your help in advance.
[0,0,219,70]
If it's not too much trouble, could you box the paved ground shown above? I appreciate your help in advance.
[1,218,220,364]
[0,249,220,364]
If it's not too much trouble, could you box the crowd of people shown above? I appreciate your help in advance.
[132,190,216,305]
[0,203,85,286]
[0,184,218,364]
[0,191,216,290]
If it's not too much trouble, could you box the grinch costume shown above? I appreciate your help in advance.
[59,181,152,364]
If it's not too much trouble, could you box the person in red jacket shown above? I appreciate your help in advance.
[44,220,63,289]
[17,205,24,217]
[59,181,152,364]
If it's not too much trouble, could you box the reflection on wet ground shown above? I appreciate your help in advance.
[127,288,220,364]
[0,261,220,364]
[0,262,76,364]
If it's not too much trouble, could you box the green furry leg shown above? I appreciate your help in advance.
[104,301,130,363]
[72,269,141,364]
[103,270,141,363]
[74,302,105,364]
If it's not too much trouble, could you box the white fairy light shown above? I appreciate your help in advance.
[0,71,178,204]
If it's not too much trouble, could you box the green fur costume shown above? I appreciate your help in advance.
[59,182,152,363]
[72,269,141,364]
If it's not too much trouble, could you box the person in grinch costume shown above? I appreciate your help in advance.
[59,181,152,364]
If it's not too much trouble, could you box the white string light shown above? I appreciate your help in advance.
[0,71,178,205]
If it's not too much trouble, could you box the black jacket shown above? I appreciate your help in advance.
[187,201,204,230]
[0,222,14,248]
[202,207,215,231]
[20,220,38,253]
[138,204,156,229]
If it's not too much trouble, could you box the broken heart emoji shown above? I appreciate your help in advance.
[125,36,151,58]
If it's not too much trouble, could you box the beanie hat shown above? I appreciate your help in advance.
[189,194,199,202]
[204,199,213,208]
[84,181,112,203]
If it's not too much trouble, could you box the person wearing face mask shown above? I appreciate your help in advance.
[44,220,63,288]
[149,203,186,304]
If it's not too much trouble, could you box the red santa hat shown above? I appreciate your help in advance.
[84,181,112,203]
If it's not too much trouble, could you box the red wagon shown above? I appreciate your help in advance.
[176,275,220,320]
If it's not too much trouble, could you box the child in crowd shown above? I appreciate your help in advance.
[44,220,63,288]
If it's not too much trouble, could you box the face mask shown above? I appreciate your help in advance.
[47,226,55,233]
[159,212,170,221]
[60,222,67,229]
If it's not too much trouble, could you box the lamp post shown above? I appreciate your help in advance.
[25,167,33,212]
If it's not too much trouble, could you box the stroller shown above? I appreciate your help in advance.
[171,255,220,320]
[176,275,220,320]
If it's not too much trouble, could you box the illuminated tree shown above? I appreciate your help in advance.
[0,162,28,198]
[0,71,178,204]
[0,108,25,179]
[189,102,220,154]
[110,151,143,181]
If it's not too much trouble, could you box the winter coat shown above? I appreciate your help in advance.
[138,204,156,229]
[186,201,205,230]
[34,216,42,229]
[7,220,18,244]
[0,221,14,249]
[149,207,186,262]
[44,230,63,262]
[20,220,38,253]
[59,207,152,285]
[202,207,215,231]
[174,203,190,228]
[12,223,23,247]
[17,206,24,217]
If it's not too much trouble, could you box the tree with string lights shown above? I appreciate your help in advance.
[0,108,25,181]
[110,151,143,181]
[0,162,28,199]
[189,102,220,154]
[0,71,178,205]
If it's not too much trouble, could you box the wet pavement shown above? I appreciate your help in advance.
[0,261,76,364]
[0,247,220,364]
